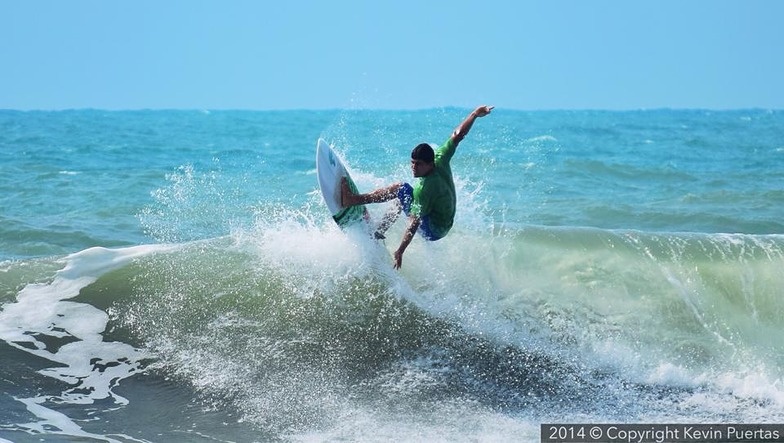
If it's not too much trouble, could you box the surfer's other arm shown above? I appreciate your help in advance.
[451,105,494,144]
[393,215,420,269]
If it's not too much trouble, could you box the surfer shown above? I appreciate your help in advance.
[341,105,494,269]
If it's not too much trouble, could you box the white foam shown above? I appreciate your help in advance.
[526,135,558,143]
[0,244,178,439]
[646,362,702,387]
[288,403,539,443]
[713,371,784,405]
[2,245,178,342]
[15,396,134,443]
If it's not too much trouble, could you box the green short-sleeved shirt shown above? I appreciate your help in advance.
[410,137,457,238]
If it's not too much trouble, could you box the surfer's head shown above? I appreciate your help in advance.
[411,143,435,163]
[411,143,435,177]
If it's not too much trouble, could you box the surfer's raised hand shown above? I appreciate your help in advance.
[473,105,494,117]
[452,105,494,143]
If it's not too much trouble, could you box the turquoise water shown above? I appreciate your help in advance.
[1,109,783,442]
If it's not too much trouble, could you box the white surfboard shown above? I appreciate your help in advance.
[316,138,369,228]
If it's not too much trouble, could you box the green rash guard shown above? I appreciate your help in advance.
[411,137,457,238]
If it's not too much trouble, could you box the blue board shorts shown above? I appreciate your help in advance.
[397,183,443,241]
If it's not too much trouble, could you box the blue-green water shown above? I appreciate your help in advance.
[1,109,783,442]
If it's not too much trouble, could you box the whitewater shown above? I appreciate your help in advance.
[1,108,783,442]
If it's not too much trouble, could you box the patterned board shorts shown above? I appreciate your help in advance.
[397,183,443,241]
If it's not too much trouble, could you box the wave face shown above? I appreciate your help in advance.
[1,109,784,441]
[2,225,783,441]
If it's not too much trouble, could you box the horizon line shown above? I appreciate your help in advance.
[1,106,781,113]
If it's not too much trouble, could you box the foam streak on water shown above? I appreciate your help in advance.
[0,245,177,442]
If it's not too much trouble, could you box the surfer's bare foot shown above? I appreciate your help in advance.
[340,177,355,207]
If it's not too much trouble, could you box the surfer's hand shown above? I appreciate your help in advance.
[453,106,493,143]
[393,249,403,269]
[473,105,494,117]
[394,216,418,269]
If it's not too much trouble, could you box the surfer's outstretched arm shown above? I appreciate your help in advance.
[451,105,494,145]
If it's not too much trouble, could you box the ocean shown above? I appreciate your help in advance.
[1,108,783,442]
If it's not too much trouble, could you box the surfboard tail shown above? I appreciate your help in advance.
[333,205,369,228]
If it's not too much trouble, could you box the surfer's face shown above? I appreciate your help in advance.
[411,159,434,177]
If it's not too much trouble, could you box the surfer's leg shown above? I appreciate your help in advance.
[374,200,402,240]
[374,182,413,239]
[341,178,401,207]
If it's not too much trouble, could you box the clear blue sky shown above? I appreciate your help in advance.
[2,0,782,110]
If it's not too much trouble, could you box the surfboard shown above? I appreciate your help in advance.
[316,138,369,228]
